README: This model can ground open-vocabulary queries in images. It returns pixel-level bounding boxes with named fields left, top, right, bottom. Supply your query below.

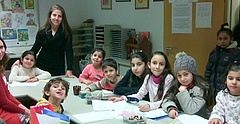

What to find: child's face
left=217, top=32, right=232, bottom=48
left=131, top=58, right=146, bottom=78
left=103, top=66, right=118, bottom=82
left=91, top=51, right=104, bottom=66
left=21, top=54, right=35, bottom=69
left=225, top=70, right=240, bottom=96
left=45, top=83, right=67, bottom=101
left=176, top=70, right=193, bottom=87
left=148, top=54, right=166, bottom=77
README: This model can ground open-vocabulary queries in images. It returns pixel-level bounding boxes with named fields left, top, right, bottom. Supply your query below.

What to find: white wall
left=87, top=0, right=164, bottom=52
left=38, top=0, right=88, bottom=27
left=8, top=0, right=88, bottom=55
left=10, top=0, right=164, bottom=55
left=229, top=0, right=240, bottom=29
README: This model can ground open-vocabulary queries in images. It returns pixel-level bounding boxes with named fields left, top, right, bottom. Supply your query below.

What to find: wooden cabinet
left=125, top=36, right=152, bottom=59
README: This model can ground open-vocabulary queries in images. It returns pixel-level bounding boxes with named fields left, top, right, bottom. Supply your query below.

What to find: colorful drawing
left=26, top=12, right=36, bottom=26
left=12, top=13, right=24, bottom=27
left=11, top=0, right=24, bottom=13
left=17, top=28, right=29, bottom=41
left=0, top=12, right=12, bottom=28
left=1, top=28, right=17, bottom=40
left=25, top=0, right=34, bottom=9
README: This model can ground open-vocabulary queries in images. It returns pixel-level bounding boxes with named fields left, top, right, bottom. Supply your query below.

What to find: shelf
left=72, top=22, right=94, bottom=58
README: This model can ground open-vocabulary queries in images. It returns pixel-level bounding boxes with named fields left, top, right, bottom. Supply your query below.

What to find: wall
left=38, top=0, right=88, bottom=27
left=87, top=0, right=164, bottom=52
left=8, top=0, right=88, bottom=55
left=229, top=0, right=240, bottom=29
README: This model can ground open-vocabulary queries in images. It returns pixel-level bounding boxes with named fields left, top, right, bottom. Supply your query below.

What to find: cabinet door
left=164, top=0, right=226, bottom=75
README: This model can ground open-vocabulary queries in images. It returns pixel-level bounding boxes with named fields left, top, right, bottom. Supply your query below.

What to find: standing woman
left=0, top=37, right=30, bottom=124
left=31, top=4, right=75, bottom=77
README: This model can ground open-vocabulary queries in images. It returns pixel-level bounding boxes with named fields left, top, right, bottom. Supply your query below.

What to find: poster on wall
left=0, top=0, right=38, bottom=47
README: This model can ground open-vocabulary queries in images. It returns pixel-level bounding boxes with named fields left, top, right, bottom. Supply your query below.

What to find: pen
left=148, top=111, right=182, bottom=121
left=148, top=114, right=169, bottom=121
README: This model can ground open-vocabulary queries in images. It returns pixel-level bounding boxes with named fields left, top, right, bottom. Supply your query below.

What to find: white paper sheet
left=177, top=114, right=208, bottom=124
left=36, top=113, right=60, bottom=124
left=10, top=81, right=39, bottom=87
left=73, top=111, right=115, bottom=123
left=92, top=100, right=134, bottom=111
left=102, top=89, right=113, bottom=94
left=143, top=109, right=168, bottom=118
left=196, top=2, right=212, bottom=28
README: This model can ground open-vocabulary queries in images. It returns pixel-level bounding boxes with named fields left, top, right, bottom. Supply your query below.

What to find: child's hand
left=179, top=85, right=187, bottom=92
left=82, top=79, right=92, bottom=85
left=65, top=70, right=76, bottom=78
left=139, top=104, right=150, bottom=112
left=26, top=77, right=38, bottom=82
left=11, top=60, right=20, bottom=69
left=85, top=88, right=91, bottom=91
left=24, top=109, right=30, bottom=116
left=208, top=118, right=222, bottom=124
left=109, top=97, right=123, bottom=102
left=168, top=109, right=178, bottom=119
left=29, top=75, right=35, bottom=79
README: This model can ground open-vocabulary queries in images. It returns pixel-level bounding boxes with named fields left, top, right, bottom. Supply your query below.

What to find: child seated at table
left=9, top=50, right=51, bottom=83
left=161, top=52, right=213, bottom=119
left=79, top=48, right=106, bottom=85
left=208, top=62, right=240, bottom=124
left=36, top=77, right=70, bottom=114
left=109, top=51, right=174, bottom=112
left=85, top=58, right=122, bottom=92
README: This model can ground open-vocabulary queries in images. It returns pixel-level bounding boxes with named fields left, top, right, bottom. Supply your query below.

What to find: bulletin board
left=0, top=0, right=39, bottom=47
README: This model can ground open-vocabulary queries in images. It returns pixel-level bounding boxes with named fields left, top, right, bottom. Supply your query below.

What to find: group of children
left=4, top=22, right=240, bottom=124
left=77, top=23, right=240, bottom=124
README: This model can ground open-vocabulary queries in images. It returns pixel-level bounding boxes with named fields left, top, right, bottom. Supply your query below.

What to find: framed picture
left=101, top=0, right=112, bottom=10
left=116, top=0, right=131, bottom=2
left=135, top=0, right=149, bottom=9
left=25, top=0, right=34, bottom=9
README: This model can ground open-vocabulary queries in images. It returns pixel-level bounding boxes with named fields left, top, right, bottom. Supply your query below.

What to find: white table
left=8, top=77, right=189, bottom=124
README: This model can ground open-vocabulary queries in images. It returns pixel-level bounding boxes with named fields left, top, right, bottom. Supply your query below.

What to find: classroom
left=1, top=0, right=240, bottom=124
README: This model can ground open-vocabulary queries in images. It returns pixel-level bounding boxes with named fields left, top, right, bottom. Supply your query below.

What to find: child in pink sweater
left=79, top=48, right=106, bottom=85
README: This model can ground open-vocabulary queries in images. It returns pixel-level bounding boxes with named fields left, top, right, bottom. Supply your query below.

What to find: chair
left=79, top=54, right=91, bottom=72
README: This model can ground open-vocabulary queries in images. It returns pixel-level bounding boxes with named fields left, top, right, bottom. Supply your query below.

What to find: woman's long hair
left=129, top=51, right=149, bottom=87
left=0, top=37, right=9, bottom=74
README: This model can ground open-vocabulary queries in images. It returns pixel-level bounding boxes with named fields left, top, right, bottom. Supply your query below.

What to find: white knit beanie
left=174, top=52, right=198, bottom=75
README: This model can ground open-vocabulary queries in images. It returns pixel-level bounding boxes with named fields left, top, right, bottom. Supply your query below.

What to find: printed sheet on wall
left=0, top=0, right=39, bottom=47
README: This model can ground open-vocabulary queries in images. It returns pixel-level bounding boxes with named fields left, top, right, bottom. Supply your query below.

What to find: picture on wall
left=1, top=28, right=17, bottom=40
left=25, top=0, right=34, bottom=9
left=135, top=0, right=149, bottom=9
left=101, top=0, right=112, bottom=10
